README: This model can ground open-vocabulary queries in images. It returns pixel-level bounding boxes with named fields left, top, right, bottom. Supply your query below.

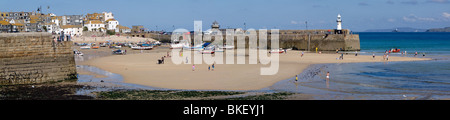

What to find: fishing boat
left=100, top=43, right=107, bottom=47
left=219, top=45, right=234, bottom=49
left=269, top=49, right=284, bottom=53
left=80, top=46, right=91, bottom=49
left=73, top=50, right=83, bottom=56
left=170, top=40, right=188, bottom=49
left=214, top=48, right=224, bottom=52
left=131, top=46, right=153, bottom=50
left=112, top=49, right=126, bottom=55
left=200, top=50, right=215, bottom=54
left=92, top=46, right=100, bottom=49
left=115, top=46, right=122, bottom=49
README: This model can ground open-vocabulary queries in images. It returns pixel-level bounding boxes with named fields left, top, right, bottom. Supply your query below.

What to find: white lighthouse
left=336, top=14, right=343, bottom=34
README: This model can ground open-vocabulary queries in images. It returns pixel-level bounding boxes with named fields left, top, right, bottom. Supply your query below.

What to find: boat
left=73, top=50, right=83, bottom=56
left=112, top=49, right=126, bottom=55
left=390, top=48, right=401, bottom=53
left=131, top=46, right=153, bottom=50
left=392, top=28, right=399, bottom=32
left=200, top=50, right=215, bottom=54
left=219, top=45, right=234, bottom=49
left=115, top=46, right=122, bottom=49
left=92, top=46, right=100, bottom=49
left=100, top=43, right=107, bottom=47
left=269, top=49, right=284, bottom=53
left=170, top=40, right=188, bottom=49
left=214, top=48, right=224, bottom=52
left=80, top=46, right=91, bottom=49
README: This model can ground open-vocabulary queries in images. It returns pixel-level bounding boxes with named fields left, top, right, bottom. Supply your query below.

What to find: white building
left=117, top=25, right=131, bottom=33
left=106, top=18, right=119, bottom=32
left=84, top=20, right=106, bottom=32
left=103, top=12, right=114, bottom=21
left=59, top=25, right=83, bottom=37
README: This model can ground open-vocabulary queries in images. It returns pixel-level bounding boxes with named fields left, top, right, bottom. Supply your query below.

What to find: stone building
left=132, top=25, right=144, bottom=33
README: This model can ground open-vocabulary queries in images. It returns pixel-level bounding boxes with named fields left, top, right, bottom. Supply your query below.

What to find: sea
left=266, top=32, right=450, bottom=100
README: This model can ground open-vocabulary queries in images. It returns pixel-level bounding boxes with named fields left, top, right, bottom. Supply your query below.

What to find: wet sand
left=79, top=47, right=430, bottom=91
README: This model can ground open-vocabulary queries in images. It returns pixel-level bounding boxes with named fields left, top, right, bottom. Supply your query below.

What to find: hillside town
left=0, top=10, right=131, bottom=36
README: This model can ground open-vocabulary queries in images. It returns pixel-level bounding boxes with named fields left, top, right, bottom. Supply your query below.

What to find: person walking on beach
left=301, top=51, right=304, bottom=57
left=208, top=65, right=211, bottom=71
left=372, top=53, right=375, bottom=59
left=284, top=49, right=287, bottom=54
left=386, top=54, right=389, bottom=61
left=415, top=52, right=418, bottom=57
left=161, top=57, right=165, bottom=64
left=212, top=64, right=215, bottom=71
left=192, top=64, right=195, bottom=71
left=326, top=72, right=330, bottom=79
left=295, top=75, right=298, bottom=82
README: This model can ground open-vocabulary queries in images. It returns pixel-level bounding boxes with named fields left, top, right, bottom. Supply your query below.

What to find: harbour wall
left=130, top=29, right=360, bottom=51
left=0, top=33, right=77, bottom=85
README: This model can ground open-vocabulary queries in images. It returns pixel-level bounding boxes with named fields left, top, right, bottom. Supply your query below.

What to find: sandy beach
left=78, top=47, right=431, bottom=91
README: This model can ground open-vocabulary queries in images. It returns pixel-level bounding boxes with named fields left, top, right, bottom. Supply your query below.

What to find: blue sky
left=1, top=0, right=449, bottom=31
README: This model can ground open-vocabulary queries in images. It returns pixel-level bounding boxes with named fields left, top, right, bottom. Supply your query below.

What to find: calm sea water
left=267, top=32, right=450, bottom=99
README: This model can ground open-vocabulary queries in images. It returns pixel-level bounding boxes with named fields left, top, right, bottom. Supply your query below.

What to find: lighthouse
left=336, top=14, right=342, bottom=34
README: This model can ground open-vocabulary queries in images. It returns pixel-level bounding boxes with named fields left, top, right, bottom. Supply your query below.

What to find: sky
left=1, top=0, right=449, bottom=31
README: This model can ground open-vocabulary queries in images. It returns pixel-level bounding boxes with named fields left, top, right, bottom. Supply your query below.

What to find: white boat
left=74, top=50, right=84, bottom=56
left=80, top=46, right=91, bottom=49
left=131, top=46, right=153, bottom=50
left=170, top=44, right=185, bottom=49
left=115, top=46, right=122, bottom=49
left=219, top=45, right=234, bottom=49
left=269, top=49, right=284, bottom=53
left=170, top=40, right=189, bottom=49
left=200, top=50, right=215, bottom=54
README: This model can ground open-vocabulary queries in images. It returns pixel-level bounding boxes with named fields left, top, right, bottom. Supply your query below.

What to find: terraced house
left=0, top=10, right=130, bottom=34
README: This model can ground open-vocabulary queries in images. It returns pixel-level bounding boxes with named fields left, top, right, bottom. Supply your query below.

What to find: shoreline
left=78, top=47, right=431, bottom=91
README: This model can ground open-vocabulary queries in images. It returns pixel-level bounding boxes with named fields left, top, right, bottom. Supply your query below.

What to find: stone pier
left=0, top=33, right=77, bottom=85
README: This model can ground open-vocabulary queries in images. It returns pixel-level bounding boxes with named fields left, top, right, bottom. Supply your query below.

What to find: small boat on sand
left=131, top=46, right=153, bottom=50
left=200, top=50, right=215, bottom=54
left=74, top=50, right=83, bottom=56
left=112, top=49, right=126, bottom=55
left=92, top=46, right=100, bottom=49
left=80, top=46, right=91, bottom=49
left=219, top=45, right=234, bottom=49
left=269, top=49, right=284, bottom=53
